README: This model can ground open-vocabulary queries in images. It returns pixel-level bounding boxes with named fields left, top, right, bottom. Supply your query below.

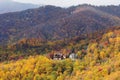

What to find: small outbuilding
left=69, top=53, right=77, bottom=60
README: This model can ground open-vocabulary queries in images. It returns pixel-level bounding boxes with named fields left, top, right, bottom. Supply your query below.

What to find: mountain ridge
left=0, top=5, right=120, bottom=45
left=0, top=0, right=40, bottom=14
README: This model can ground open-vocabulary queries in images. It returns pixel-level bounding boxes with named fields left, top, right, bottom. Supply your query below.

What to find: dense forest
left=0, top=27, right=120, bottom=80
left=1, top=5, right=120, bottom=45
left=0, top=4, right=120, bottom=80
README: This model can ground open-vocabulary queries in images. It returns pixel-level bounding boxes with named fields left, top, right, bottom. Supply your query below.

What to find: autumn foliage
left=0, top=29, right=120, bottom=80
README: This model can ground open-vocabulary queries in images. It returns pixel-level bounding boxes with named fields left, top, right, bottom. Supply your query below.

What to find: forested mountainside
left=0, top=4, right=120, bottom=80
left=0, top=27, right=120, bottom=80
left=97, top=5, right=120, bottom=17
left=1, top=5, right=120, bottom=45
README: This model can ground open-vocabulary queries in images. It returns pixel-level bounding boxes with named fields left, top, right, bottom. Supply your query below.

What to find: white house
left=69, top=53, right=77, bottom=60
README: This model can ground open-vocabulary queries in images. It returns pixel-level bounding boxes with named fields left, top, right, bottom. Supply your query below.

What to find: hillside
left=97, top=5, right=120, bottom=17
left=0, top=28, right=120, bottom=80
left=0, top=4, right=120, bottom=80
left=0, top=5, right=120, bottom=45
